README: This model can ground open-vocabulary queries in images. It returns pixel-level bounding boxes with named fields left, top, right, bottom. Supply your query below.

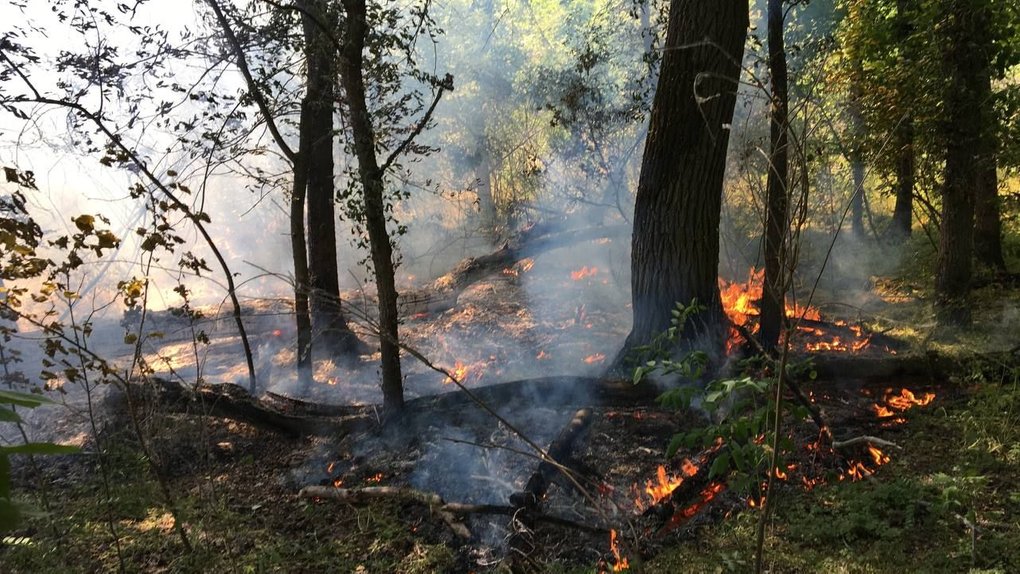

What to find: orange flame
left=873, top=388, right=935, bottom=417
left=634, top=461, right=699, bottom=511
left=718, top=268, right=882, bottom=354
left=571, top=266, right=599, bottom=281
left=868, top=445, right=890, bottom=466
left=664, top=482, right=726, bottom=531
left=445, top=361, right=469, bottom=384
left=609, top=529, right=629, bottom=571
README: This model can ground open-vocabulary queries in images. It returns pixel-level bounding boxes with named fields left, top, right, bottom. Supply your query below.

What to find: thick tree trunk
left=889, top=0, right=914, bottom=243
left=759, top=0, right=790, bottom=353
left=620, top=0, right=748, bottom=357
left=973, top=70, right=1006, bottom=272
left=935, top=1, right=988, bottom=326
left=339, top=0, right=404, bottom=414
left=299, top=0, right=362, bottom=355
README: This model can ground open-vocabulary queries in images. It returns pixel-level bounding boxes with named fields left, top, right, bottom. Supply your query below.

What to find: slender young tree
left=620, top=0, right=749, bottom=354
left=888, top=0, right=915, bottom=243
left=338, top=0, right=404, bottom=414
left=759, top=0, right=791, bottom=353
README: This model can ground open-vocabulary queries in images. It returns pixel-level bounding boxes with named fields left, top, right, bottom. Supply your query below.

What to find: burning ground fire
left=719, top=268, right=877, bottom=354
left=873, top=388, right=936, bottom=417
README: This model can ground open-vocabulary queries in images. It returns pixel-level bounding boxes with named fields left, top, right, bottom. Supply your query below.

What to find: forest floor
left=2, top=236, right=1020, bottom=572
left=0, top=366, right=1017, bottom=573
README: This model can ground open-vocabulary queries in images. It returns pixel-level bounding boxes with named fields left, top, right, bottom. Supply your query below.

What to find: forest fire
left=608, top=529, right=629, bottom=572
left=445, top=361, right=469, bottom=384
left=873, top=388, right=936, bottom=417
left=633, top=461, right=699, bottom=511
left=662, top=482, right=727, bottom=532
left=570, top=266, right=599, bottom=281
left=719, top=268, right=877, bottom=354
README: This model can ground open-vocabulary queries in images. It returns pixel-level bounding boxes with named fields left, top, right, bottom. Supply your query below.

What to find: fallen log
left=509, top=408, right=594, bottom=510
left=132, top=378, right=371, bottom=437
left=507, top=408, right=595, bottom=572
left=398, top=224, right=629, bottom=316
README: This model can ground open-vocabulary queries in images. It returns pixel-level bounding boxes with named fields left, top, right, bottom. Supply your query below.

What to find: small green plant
left=633, top=301, right=810, bottom=495
left=0, top=389, right=79, bottom=531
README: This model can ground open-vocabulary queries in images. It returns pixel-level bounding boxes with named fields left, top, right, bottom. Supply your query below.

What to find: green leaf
left=0, top=390, right=55, bottom=408
left=0, top=443, right=80, bottom=456
left=709, top=451, right=731, bottom=479
left=0, top=408, right=23, bottom=423
left=0, top=497, right=21, bottom=533
left=0, top=453, right=9, bottom=498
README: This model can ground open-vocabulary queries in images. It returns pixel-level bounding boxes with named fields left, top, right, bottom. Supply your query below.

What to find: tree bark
left=291, top=101, right=314, bottom=385
left=759, top=0, right=790, bottom=353
left=620, top=0, right=749, bottom=356
left=888, top=0, right=914, bottom=243
left=298, top=0, right=363, bottom=355
left=935, top=1, right=987, bottom=326
left=973, top=69, right=1006, bottom=272
left=339, top=0, right=405, bottom=414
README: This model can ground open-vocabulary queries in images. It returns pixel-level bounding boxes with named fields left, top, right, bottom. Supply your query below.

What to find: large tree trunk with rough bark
left=298, top=0, right=363, bottom=355
left=973, top=69, right=1006, bottom=272
left=339, top=0, right=404, bottom=414
left=935, top=1, right=988, bottom=326
left=759, top=0, right=790, bottom=353
left=619, top=0, right=748, bottom=357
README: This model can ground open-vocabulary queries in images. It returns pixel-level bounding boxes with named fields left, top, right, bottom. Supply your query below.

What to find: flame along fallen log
left=398, top=223, right=629, bottom=316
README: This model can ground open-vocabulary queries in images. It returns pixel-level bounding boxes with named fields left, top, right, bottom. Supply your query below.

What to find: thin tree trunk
left=299, top=0, right=362, bottom=354
left=760, top=0, right=790, bottom=352
left=888, top=0, right=914, bottom=243
left=291, top=103, right=314, bottom=385
left=620, top=0, right=748, bottom=357
left=339, top=0, right=404, bottom=414
left=848, top=77, right=867, bottom=239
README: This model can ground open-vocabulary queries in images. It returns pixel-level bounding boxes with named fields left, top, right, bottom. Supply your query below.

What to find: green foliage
left=633, top=301, right=810, bottom=495
left=0, top=390, right=79, bottom=533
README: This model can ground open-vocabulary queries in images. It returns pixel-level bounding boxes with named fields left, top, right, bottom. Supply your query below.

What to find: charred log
left=132, top=378, right=370, bottom=437
left=507, top=408, right=594, bottom=572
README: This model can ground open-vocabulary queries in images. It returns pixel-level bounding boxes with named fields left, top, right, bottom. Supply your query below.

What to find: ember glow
left=664, top=482, right=726, bottom=531
left=608, top=529, right=629, bottom=571
left=570, top=266, right=599, bottom=281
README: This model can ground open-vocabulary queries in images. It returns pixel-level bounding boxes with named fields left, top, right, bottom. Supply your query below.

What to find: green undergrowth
left=645, top=375, right=1020, bottom=574
left=0, top=431, right=457, bottom=574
